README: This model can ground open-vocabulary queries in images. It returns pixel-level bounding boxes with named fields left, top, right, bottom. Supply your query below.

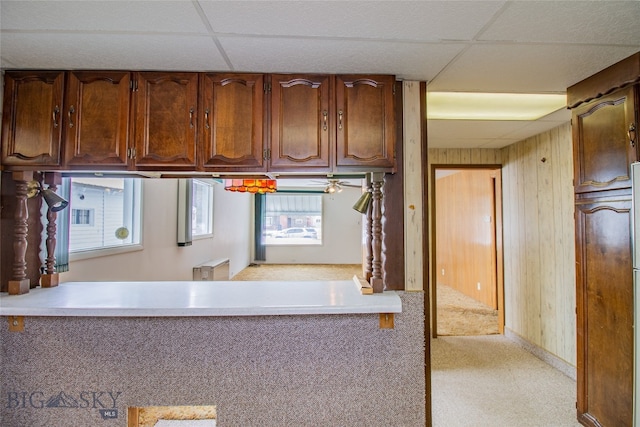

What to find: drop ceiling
left=1, top=1, right=639, bottom=149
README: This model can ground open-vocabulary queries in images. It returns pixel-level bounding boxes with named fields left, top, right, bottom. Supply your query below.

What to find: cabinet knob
left=630, top=123, right=637, bottom=148
left=338, top=110, right=343, bottom=131
left=189, top=107, right=195, bottom=129
left=323, top=110, right=328, bottom=131
left=205, top=108, right=210, bottom=130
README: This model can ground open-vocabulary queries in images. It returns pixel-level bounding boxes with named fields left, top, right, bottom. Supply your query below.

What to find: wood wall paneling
left=499, top=123, right=576, bottom=366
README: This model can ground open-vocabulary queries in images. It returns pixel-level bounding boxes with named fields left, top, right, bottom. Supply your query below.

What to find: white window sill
left=69, top=244, right=144, bottom=261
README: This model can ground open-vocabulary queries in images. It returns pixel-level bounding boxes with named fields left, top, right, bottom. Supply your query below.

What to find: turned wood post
left=41, top=173, right=62, bottom=288
left=363, top=177, right=373, bottom=281
left=8, top=171, right=33, bottom=295
left=370, top=172, right=384, bottom=293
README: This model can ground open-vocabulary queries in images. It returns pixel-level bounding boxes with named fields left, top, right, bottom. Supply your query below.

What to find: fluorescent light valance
left=427, top=92, right=567, bottom=121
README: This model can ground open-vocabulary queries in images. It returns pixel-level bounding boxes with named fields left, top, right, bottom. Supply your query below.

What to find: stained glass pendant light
left=224, top=179, right=277, bottom=194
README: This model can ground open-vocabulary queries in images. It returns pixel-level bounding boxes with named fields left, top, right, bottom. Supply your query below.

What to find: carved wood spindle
left=45, top=194, right=57, bottom=274
left=364, top=179, right=373, bottom=281
left=8, top=171, right=32, bottom=295
left=41, top=173, right=62, bottom=288
left=370, top=174, right=384, bottom=293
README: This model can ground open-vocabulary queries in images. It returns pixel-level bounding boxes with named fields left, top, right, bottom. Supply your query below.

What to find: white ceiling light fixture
left=427, top=92, right=567, bottom=121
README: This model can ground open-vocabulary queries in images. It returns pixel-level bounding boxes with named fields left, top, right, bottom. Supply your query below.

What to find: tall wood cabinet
left=569, top=52, right=640, bottom=427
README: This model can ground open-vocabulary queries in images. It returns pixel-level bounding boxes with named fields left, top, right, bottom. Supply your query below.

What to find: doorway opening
left=431, top=166, right=504, bottom=338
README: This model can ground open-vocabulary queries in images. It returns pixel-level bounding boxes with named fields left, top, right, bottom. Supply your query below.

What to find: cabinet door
left=1, top=71, right=64, bottom=167
left=335, top=75, right=395, bottom=171
left=575, top=193, right=633, bottom=427
left=133, top=72, right=198, bottom=170
left=64, top=71, right=131, bottom=168
left=270, top=74, right=331, bottom=171
left=573, top=86, right=638, bottom=193
left=200, top=73, right=266, bottom=171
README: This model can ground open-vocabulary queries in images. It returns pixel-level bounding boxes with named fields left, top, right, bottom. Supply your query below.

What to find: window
left=263, top=194, right=322, bottom=245
left=191, top=179, right=213, bottom=238
left=71, top=208, right=93, bottom=225
left=67, top=177, right=142, bottom=254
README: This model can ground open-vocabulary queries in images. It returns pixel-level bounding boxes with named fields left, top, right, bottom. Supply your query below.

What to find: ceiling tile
left=200, top=1, right=505, bottom=40
left=1, top=1, right=209, bottom=33
left=0, top=34, right=228, bottom=71
left=219, top=36, right=465, bottom=80
left=429, top=43, right=640, bottom=92
left=480, top=1, right=640, bottom=45
left=503, top=120, right=569, bottom=141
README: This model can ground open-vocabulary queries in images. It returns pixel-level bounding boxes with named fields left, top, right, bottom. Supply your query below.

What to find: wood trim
left=381, top=80, right=405, bottom=291
left=493, top=171, right=505, bottom=334
left=420, top=81, right=432, bottom=427
left=430, top=164, right=503, bottom=339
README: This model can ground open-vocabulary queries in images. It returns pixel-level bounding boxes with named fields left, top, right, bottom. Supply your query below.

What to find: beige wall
left=428, top=123, right=576, bottom=366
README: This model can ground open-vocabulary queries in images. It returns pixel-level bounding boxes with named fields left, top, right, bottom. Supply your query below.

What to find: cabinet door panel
left=64, top=71, right=130, bottom=168
left=573, top=86, right=637, bottom=193
left=575, top=195, right=633, bottom=427
left=270, top=75, right=331, bottom=171
left=2, top=71, right=64, bottom=167
left=336, top=75, right=395, bottom=170
left=133, top=72, right=198, bottom=169
left=201, top=73, right=265, bottom=171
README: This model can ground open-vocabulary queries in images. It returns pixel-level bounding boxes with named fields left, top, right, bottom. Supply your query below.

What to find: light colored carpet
left=436, top=283, right=499, bottom=336
left=432, top=335, right=580, bottom=427
left=231, top=264, right=362, bottom=281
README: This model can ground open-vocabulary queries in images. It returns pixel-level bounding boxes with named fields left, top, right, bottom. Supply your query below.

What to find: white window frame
left=67, top=177, right=143, bottom=261
left=191, top=179, right=214, bottom=240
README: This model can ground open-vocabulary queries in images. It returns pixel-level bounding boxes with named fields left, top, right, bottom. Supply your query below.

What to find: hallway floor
left=431, top=335, right=580, bottom=427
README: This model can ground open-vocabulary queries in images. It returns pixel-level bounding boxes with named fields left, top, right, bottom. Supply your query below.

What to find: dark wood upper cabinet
left=270, top=74, right=332, bottom=172
left=64, top=71, right=131, bottom=168
left=200, top=73, right=266, bottom=171
left=336, top=75, right=396, bottom=171
left=132, top=72, right=198, bottom=170
left=572, top=85, right=638, bottom=194
left=1, top=70, right=396, bottom=174
left=1, top=71, right=65, bottom=168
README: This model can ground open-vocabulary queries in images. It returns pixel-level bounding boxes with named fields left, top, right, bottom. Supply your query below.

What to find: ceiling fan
left=314, top=178, right=362, bottom=194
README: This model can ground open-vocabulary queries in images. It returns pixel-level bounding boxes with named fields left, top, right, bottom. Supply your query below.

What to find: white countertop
left=0, top=280, right=402, bottom=317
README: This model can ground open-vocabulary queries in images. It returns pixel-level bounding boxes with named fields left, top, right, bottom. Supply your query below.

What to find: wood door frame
left=429, top=164, right=504, bottom=338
